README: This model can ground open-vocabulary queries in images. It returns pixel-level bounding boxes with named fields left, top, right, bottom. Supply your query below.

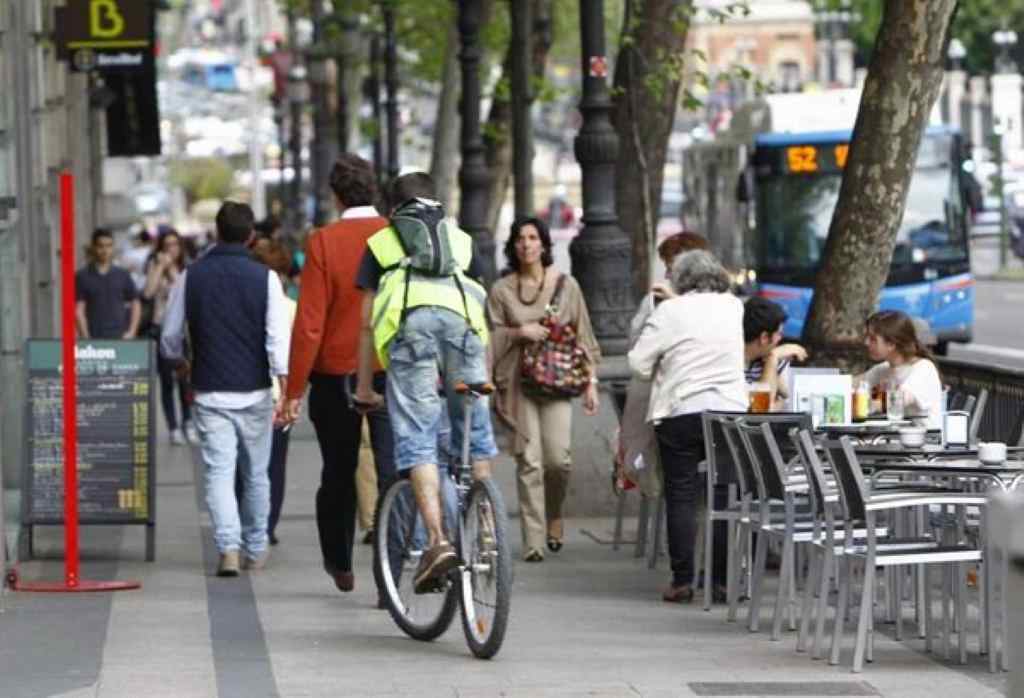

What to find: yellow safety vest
left=367, top=224, right=489, bottom=367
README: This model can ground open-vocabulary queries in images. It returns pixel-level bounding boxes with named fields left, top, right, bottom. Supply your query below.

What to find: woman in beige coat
left=487, top=217, right=600, bottom=562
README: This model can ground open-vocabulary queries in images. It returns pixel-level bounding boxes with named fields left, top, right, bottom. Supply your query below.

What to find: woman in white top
left=861, top=310, right=943, bottom=429
left=629, top=250, right=747, bottom=603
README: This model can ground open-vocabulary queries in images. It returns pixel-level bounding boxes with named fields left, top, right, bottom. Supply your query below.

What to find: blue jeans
left=193, top=396, right=274, bottom=556
left=386, top=307, right=498, bottom=472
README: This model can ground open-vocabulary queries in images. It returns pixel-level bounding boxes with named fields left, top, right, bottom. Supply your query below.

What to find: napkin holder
left=943, top=410, right=969, bottom=448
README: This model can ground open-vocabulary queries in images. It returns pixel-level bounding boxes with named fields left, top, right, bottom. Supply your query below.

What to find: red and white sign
left=588, top=55, right=608, bottom=78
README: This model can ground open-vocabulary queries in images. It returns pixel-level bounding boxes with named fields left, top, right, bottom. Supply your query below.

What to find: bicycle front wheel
left=373, top=478, right=458, bottom=641
left=458, top=477, right=512, bottom=659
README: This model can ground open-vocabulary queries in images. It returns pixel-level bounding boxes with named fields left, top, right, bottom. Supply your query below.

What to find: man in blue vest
left=161, top=201, right=291, bottom=577
left=355, top=173, right=496, bottom=593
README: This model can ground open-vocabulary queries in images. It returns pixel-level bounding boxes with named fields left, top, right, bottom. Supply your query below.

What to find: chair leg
left=895, top=562, right=904, bottom=642
left=703, top=513, right=714, bottom=611
left=797, top=544, right=821, bottom=653
left=829, top=556, right=850, bottom=666
left=788, top=545, right=799, bottom=632
left=772, top=534, right=795, bottom=641
left=942, top=563, right=952, bottom=661
left=812, top=546, right=834, bottom=660
left=986, top=522, right=998, bottom=673
left=924, top=564, right=934, bottom=655
left=634, top=495, right=649, bottom=559
left=749, top=527, right=769, bottom=633
left=853, top=558, right=876, bottom=673
left=648, top=495, right=665, bottom=570
left=958, top=561, right=968, bottom=665
left=612, top=490, right=626, bottom=551
left=727, top=520, right=740, bottom=622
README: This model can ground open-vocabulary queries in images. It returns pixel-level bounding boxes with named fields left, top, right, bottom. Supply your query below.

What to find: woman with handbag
left=487, top=217, right=601, bottom=562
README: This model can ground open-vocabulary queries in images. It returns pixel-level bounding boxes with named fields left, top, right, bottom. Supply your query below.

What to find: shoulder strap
left=549, top=273, right=568, bottom=311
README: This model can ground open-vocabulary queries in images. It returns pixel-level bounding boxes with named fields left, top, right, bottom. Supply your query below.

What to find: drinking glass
left=748, top=382, right=771, bottom=413
left=888, top=389, right=905, bottom=421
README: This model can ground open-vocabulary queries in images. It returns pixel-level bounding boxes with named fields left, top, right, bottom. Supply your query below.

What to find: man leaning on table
left=743, top=296, right=806, bottom=409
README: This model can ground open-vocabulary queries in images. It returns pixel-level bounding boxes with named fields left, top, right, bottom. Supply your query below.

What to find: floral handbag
left=520, top=275, right=591, bottom=399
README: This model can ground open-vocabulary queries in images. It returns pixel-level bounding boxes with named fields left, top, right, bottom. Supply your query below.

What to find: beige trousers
left=355, top=420, right=378, bottom=531
left=515, top=395, right=573, bottom=555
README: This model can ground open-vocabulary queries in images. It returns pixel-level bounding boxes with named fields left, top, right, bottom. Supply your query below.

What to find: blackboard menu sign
left=22, top=340, right=155, bottom=533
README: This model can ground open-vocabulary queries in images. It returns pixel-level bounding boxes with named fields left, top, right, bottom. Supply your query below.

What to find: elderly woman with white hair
left=628, top=249, right=747, bottom=603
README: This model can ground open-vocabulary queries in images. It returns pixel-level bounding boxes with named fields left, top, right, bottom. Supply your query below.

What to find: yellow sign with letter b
left=89, top=0, right=126, bottom=39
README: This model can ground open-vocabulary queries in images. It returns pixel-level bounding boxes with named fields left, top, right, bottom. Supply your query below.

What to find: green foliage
left=169, top=158, right=234, bottom=204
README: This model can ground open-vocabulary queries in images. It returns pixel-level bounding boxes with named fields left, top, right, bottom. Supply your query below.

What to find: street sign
left=57, top=0, right=154, bottom=73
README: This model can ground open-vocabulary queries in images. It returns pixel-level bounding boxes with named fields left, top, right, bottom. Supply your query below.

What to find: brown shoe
left=332, top=570, right=355, bottom=592
left=414, top=541, right=459, bottom=594
left=662, top=584, right=694, bottom=603
left=217, top=550, right=240, bottom=577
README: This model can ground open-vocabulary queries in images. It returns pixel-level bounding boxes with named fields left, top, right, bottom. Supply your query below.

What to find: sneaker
left=217, top=550, right=240, bottom=577
left=170, top=428, right=186, bottom=445
left=413, top=541, right=459, bottom=594
left=242, top=549, right=270, bottom=571
left=182, top=421, right=199, bottom=444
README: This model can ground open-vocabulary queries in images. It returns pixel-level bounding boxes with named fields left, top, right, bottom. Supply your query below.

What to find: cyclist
left=354, top=172, right=497, bottom=594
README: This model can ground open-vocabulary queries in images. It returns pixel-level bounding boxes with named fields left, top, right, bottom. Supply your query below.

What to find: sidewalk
left=0, top=418, right=1010, bottom=698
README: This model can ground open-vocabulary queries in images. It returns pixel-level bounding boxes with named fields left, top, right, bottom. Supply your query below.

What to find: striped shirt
left=745, top=357, right=790, bottom=385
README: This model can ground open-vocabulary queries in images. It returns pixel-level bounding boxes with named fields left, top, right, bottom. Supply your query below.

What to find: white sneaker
left=170, top=428, right=186, bottom=445
left=183, top=421, right=199, bottom=444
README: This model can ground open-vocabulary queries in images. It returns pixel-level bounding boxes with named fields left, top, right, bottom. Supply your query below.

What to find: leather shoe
left=332, top=570, right=354, bottom=592
left=662, top=584, right=694, bottom=603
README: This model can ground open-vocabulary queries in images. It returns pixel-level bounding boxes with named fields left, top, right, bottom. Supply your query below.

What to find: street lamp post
left=570, top=0, right=632, bottom=356
left=286, top=63, right=308, bottom=235
left=994, top=27, right=1019, bottom=75
left=457, top=0, right=495, bottom=282
left=367, top=33, right=385, bottom=189
left=813, top=0, right=854, bottom=86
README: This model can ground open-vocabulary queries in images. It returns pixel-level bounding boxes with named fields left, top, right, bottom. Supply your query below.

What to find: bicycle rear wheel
left=373, top=478, right=458, bottom=641
left=458, top=477, right=512, bottom=659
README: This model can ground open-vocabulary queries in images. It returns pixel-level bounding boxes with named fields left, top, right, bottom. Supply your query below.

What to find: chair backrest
left=821, top=436, right=869, bottom=521
left=738, top=422, right=789, bottom=501
left=969, top=388, right=989, bottom=444
left=962, top=394, right=977, bottom=419
left=720, top=419, right=761, bottom=500
left=701, top=411, right=747, bottom=490
left=790, top=428, right=831, bottom=519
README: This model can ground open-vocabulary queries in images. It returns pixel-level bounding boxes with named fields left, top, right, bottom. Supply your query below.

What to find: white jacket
left=628, top=292, right=747, bottom=423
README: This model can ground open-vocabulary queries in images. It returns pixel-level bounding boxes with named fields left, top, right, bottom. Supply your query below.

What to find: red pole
left=60, top=171, right=79, bottom=589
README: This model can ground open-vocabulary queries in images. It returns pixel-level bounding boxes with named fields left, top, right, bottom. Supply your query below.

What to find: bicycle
left=372, top=381, right=512, bottom=659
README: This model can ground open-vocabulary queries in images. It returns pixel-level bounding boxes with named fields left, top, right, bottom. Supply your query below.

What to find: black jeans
left=655, top=412, right=728, bottom=588
left=309, top=372, right=395, bottom=574
left=157, top=353, right=192, bottom=431
left=234, top=425, right=290, bottom=537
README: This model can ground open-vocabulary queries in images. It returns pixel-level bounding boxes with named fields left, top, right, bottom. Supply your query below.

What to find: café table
left=855, top=444, right=1024, bottom=463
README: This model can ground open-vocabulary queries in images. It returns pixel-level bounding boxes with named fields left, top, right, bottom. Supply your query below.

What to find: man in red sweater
left=282, top=154, right=393, bottom=594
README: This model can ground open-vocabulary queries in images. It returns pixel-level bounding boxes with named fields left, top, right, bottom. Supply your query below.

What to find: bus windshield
left=755, top=135, right=967, bottom=274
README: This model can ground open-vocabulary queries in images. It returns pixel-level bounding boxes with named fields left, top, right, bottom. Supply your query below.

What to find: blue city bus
left=747, top=126, right=974, bottom=353
left=182, top=61, right=239, bottom=92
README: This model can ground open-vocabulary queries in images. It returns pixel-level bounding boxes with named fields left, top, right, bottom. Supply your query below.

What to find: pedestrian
left=279, top=154, right=396, bottom=594
left=160, top=201, right=290, bottom=577
left=487, top=217, right=601, bottom=562
left=628, top=250, right=747, bottom=603
left=142, top=228, right=197, bottom=445
left=75, top=228, right=142, bottom=339
left=238, top=238, right=296, bottom=547
left=354, top=171, right=496, bottom=593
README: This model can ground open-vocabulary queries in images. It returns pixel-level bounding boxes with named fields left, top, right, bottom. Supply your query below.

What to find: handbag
left=519, top=274, right=591, bottom=399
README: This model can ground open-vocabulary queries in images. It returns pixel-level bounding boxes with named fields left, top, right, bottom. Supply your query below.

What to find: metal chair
left=822, top=436, right=986, bottom=672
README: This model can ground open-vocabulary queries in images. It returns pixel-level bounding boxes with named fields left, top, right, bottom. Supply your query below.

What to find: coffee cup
left=978, top=441, right=1008, bottom=465
left=898, top=426, right=927, bottom=448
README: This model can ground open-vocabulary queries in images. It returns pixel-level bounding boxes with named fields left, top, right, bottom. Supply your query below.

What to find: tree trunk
left=430, top=16, right=461, bottom=212
left=801, top=0, right=958, bottom=366
left=611, top=0, right=692, bottom=301
left=483, top=0, right=553, bottom=237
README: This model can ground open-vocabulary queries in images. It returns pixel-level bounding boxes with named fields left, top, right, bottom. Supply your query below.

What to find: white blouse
left=863, top=358, right=943, bottom=428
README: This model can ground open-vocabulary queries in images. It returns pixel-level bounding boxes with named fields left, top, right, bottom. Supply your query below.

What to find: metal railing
left=939, top=357, right=1024, bottom=445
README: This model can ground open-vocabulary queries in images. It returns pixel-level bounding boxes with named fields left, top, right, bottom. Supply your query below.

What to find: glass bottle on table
left=852, top=381, right=870, bottom=422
